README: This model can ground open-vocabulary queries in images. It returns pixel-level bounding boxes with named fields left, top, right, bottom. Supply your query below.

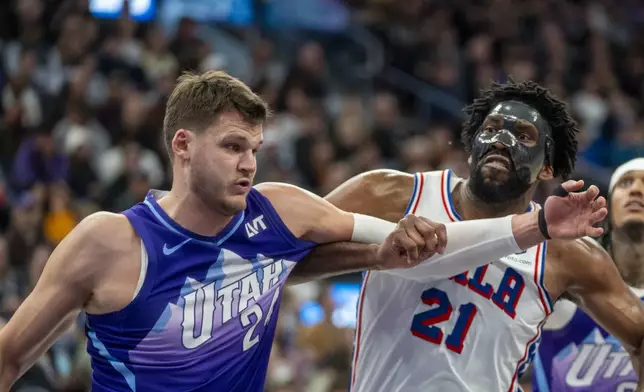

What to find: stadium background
left=0, top=0, right=643, bottom=390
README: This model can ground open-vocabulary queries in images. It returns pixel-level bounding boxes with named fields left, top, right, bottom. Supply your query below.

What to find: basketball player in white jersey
left=314, top=80, right=644, bottom=392
left=528, top=158, right=644, bottom=392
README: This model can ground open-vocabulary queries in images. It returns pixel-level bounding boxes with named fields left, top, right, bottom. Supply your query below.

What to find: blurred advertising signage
left=159, top=0, right=254, bottom=25
left=90, top=0, right=156, bottom=21
left=265, top=0, right=349, bottom=31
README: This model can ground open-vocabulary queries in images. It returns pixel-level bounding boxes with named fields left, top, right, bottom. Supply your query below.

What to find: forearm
left=385, top=213, right=545, bottom=280
left=290, top=212, right=545, bottom=284
left=0, top=310, right=78, bottom=387
left=289, top=242, right=379, bottom=285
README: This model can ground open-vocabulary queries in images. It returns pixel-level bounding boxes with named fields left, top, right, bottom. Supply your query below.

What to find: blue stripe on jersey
left=445, top=170, right=463, bottom=221
left=532, top=351, right=550, bottom=392
left=403, top=173, right=419, bottom=215
left=87, top=329, right=136, bottom=391
left=143, top=195, right=245, bottom=247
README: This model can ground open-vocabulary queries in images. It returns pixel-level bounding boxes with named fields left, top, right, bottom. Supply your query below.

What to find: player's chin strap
left=538, top=184, right=570, bottom=240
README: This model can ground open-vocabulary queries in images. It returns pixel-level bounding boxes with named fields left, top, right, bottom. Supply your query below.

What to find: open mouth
left=625, top=200, right=644, bottom=210
left=482, top=154, right=511, bottom=170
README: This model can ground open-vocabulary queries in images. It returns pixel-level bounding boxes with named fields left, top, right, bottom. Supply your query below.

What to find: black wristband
left=538, top=208, right=551, bottom=239
left=539, top=184, right=570, bottom=240
left=551, top=184, right=569, bottom=198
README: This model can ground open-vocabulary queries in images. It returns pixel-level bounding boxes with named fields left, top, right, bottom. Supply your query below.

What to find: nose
left=238, top=150, right=256, bottom=175
left=630, top=178, right=644, bottom=197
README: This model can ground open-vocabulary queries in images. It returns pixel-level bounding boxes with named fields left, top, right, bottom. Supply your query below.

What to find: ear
left=537, top=165, right=554, bottom=181
left=467, top=155, right=472, bottom=165
left=172, top=129, right=194, bottom=161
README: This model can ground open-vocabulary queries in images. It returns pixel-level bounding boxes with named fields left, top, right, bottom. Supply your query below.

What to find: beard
left=614, top=220, right=644, bottom=244
left=468, top=160, right=532, bottom=204
left=189, top=158, right=247, bottom=217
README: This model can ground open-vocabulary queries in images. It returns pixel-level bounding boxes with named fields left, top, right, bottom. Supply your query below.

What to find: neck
left=158, top=180, right=234, bottom=237
left=611, top=230, right=644, bottom=288
left=454, top=180, right=533, bottom=220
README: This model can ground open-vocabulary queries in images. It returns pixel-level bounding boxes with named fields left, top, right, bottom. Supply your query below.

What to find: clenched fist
left=375, top=215, right=448, bottom=269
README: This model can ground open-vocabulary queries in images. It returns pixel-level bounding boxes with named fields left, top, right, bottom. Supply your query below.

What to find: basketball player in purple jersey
left=532, top=158, right=644, bottom=392
left=0, top=72, right=606, bottom=392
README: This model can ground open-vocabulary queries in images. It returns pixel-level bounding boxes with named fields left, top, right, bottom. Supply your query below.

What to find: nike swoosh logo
left=163, top=239, right=191, bottom=256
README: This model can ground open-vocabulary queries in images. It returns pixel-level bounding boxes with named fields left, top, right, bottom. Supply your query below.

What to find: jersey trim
left=440, top=170, right=538, bottom=222
left=508, top=242, right=551, bottom=391
left=440, top=170, right=461, bottom=221
left=508, top=318, right=547, bottom=392
left=350, top=271, right=371, bottom=389
left=535, top=242, right=553, bottom=314
left=404, top=172, right=424, bottom=215
left=143, top=192, right=245, bottom=247
left=87, top=329, right=136, bottom=391
left=531, top=350, right=551, bottom=392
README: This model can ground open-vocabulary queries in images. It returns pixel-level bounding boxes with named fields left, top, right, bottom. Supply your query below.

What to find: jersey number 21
left=410, top=287, right=477, bottom=354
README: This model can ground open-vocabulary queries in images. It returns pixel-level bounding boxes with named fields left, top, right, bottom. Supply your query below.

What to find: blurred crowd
left=1, top=0, right=644, bottom=390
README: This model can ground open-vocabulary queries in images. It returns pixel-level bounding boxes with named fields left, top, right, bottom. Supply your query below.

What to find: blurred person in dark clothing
left=6, top=192, right=43, bottom=271
left=277, top=42, right=328, bottom=108
left=113, top=171, right=150, bottom=212
left=11, top=127, right=68, bottom=193
left=0, top=236, right=22, bottom=315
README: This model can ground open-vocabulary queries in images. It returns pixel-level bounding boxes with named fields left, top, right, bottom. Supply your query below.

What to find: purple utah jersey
left=85, top=189, right=315, bottom=392
left=533, top=290, right=644, bottom=392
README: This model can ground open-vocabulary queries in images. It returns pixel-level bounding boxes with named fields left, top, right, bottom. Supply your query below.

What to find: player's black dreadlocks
left=461, top=78, right=580, bottom=180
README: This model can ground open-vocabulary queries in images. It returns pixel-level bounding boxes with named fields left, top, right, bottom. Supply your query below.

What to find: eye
left=619, top=178, right=633, bottom=188
left=226, top=143, right=241, bottom=153
left=518, top=133, right=531, bottom=142
left=484, top=126, right=495, bottom=133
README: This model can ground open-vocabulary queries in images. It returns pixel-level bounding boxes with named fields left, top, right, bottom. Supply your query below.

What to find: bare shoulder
left=50, top=211, right=141, bottom=312
left=324, top=169, right=415, bottom=222
left=253, top=182, right=321, bottom=220
left=69, top=211, right=138, bottom=257
left=254, top=182, right=353, bottom=242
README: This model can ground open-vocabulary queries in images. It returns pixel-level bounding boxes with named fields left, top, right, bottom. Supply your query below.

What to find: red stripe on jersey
left=440, top=171, right=456, bottom=222
left=411, top=173, right=425, bottom=214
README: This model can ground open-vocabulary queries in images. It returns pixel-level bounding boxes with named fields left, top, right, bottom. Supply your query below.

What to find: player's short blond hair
left=163, top=70, right=270, bottom=159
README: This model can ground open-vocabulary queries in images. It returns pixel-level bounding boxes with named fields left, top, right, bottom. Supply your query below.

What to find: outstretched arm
left=0, top=213, right=129, bottom=388
left=559, top=238, right=644, bottom=388
left=287, top=171, right=524, bottom=282
left=291, top=171, right=606, bottom=283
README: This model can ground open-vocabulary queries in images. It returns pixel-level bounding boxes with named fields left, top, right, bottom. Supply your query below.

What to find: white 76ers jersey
left=350, top=170, right=554, bottom=392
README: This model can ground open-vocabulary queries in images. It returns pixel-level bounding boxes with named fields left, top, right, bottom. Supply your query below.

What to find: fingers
left=395, top=215, right=444, bottom=263
left=590, top=207, right=608, bottom=223
left=591, top=196, right=606, bottom=211
left=561, top=179, right=584, bottom=193
left=418, top=217, right=447, bottom=254
left=584, top=185, right=600, bottom=202
left=391, top=229, right=420, bottom=261
left=586, top=226, right=604, bottom=237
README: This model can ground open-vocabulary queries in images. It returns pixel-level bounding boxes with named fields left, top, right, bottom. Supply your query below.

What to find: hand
left=375, top=215, right=448, bottom=269
left=543, top=180, right=607, bottom=239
